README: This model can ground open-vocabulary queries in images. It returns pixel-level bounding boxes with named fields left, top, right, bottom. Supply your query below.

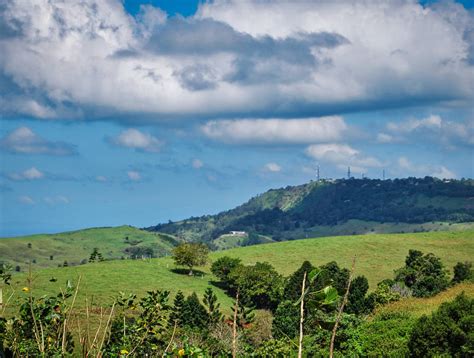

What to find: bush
left=344, top=312, right=415, bottom=357
left=272, top=300, right=300, bottom=338
left=394, top=250, right=449, bottom=297
left=408, top=293, right=473, bottom=357
left=452, top=262, right=473, bottom=284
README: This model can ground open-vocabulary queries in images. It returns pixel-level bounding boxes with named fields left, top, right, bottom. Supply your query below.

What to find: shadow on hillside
left=209, top=280, right=227, bottom=290
left=170, top=268, right=206, bottom=277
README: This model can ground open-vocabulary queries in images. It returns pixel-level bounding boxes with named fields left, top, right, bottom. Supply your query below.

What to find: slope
left=147, top=177, right=474, bottom=246
left=5, top=231, right=473, bottom=312
left=0, top=225, right=178, bottom=269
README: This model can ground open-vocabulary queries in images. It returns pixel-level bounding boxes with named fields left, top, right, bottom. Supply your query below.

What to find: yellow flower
left=22, top=287, right=29, bottom=292
left=120, top=349, right=129, bottom=355
left=178, top=348, right=185, bottom=356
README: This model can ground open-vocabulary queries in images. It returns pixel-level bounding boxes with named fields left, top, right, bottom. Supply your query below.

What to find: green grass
left=4, top=230, right=473, bottom=314
left=0, top=226, right=178, bottom=268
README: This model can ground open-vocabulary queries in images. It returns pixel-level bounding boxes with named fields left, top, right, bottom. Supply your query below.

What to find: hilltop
left=0, top=225, right=178, bottom=269
left=147, top=177, right=474, bottom=248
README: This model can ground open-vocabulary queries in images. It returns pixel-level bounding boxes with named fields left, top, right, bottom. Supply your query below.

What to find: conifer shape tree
left=170, top=290, right=185, bottom=327
left=203, top=287, right=222, bottom=326
left=182, top=292, right=208, bottom=329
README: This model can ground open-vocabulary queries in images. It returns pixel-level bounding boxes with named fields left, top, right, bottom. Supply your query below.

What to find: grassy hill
left=147, top=177, right=474, bottom=248
left=5, top=231, right=473, bottom=312
left=0, top=226, right=178, bottom=269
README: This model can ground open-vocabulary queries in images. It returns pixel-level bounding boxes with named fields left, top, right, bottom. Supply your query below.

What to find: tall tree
left=203, top=287, right=222, bottom=326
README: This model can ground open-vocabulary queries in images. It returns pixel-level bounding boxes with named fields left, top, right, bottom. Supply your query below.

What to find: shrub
left=272, top=300, right=300, bottom=338
left=452, top=262, right=473, bottom=284
left=408, top=293, right=473, bottom=357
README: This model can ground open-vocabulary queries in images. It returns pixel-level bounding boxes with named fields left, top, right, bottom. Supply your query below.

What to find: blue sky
left=0, top=0, right=473, bottom=236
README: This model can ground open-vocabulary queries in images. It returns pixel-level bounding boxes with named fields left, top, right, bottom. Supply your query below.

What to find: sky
left=0, top=0, right=473, bottom=236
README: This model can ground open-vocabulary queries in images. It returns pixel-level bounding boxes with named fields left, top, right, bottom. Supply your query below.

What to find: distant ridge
left=146, top=177, right=474, bottom=248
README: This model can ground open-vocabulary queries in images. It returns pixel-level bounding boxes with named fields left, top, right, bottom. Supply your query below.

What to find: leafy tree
left=346, top=276, right=370, bottom=314
left=394, top=250, right=449, bottom=297
left=228, top=262, right=283, bottom=310
left=283, top=261, right=315, bottom=301
left=172, top=243, right=209, bottom=275
left=314, top=261, right=350, bottom=295
left=210, top=256, right=242, bottom=284
left=452, top=261, right=473, bottom=284
left=272, top=300, right=300, bottom=338
left=182, top=292, right=209, bottom=329
left=408, top=293, right=473, bottom=357
left=203, top=288, right=222, bottom=326
left=105, top=290, right=171, bottom=356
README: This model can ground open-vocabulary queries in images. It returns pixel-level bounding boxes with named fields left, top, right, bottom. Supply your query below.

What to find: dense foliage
left=395, top=249, right=449, bottom=297
left=1, top=251, right=472, bottom=357
left=148, top=177, right=474, bottom=244
left=408, top=293, right=473, bottom=357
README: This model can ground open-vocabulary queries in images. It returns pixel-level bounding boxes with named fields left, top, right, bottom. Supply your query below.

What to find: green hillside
left=147, top=177, right=474, bottom=247
left=6, top=231, right=473, bottom=311
left=0, top=226, right=178, bottom=269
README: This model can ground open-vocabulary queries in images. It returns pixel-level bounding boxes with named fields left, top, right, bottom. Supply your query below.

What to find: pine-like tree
left=182, top=292, right=208, bottom=329
left=203, top=287, right=222, bottom=326
left=169, top=290, right=185, bottom=327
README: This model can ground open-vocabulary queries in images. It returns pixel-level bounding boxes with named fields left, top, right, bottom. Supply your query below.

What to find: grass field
left=4, top=230, right=473, bottom=314
left=0, top=226, right=178, bottom=268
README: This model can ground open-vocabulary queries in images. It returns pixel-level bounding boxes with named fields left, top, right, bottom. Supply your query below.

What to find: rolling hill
left=147, top=177, right=474, bottom=248
left=0, top=225, right=178, bottom=269
left=5, top=231, right=473, bottom=311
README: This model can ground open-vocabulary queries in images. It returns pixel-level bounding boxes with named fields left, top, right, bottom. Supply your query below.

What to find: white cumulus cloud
left=18, top=195, right=35, bottom=205
left=306, top=143, right=384, bottom=174
left=263, top=163, right=282, bottom=172
left=7, top=167, right=45, bottom=181
left=0, top=126, right=77, bottom=155
left=127, top=171, right=141, bottom=181
left=0, top=0, right=471, bottom=121
left=201, top=116, right=348, bottom=144
left=192, top=159, right=204, bottom=169
left=397, top=156, right=456, bottom=179
left=111, top=129, right=163, bottom=153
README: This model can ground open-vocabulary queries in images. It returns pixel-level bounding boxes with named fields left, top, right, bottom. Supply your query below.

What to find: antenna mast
left=316, top=165, right=320, bottom=181
left=347, top=166, right=351, bottom=179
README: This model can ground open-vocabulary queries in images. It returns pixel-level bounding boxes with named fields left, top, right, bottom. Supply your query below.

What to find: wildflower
left=22, top=287, right=29, bottom=292
left=120, top=349, right=129, bottom=355
left=178, top=348, right=185, bottom=356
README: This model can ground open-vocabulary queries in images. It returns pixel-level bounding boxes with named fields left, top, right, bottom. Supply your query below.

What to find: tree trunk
left=298, top=271, right=307, bottom=358
left=329, top=256, right=356, bottom=358
left=232, top=289, right=239, bottom=358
